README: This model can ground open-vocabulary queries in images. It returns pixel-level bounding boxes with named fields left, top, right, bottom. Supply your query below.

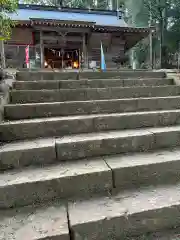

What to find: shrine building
left=6, top=4, right=149, bottom=69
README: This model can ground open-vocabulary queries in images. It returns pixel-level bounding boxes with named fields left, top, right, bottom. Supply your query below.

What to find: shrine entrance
left=44, top=48, right=80, bottom=69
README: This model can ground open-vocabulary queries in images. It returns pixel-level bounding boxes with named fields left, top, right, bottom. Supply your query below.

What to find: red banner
left=25, top=45, right=29, bottom=64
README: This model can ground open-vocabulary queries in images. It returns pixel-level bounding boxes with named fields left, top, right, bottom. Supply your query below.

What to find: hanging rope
left=47, top=48, right=79, bottom=57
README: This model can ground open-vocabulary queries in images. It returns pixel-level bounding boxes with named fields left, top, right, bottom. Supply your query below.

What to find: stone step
left=1, top=147, right=180, bottom=209
left=10, top=85, right=180, bottom=103
left=0, top=138, right=56, bottom=170
left=79, top=71, right=167, bottom=80
left=68, top=182, right=180, bottom=239
left=0, top=202, right=69, bottom=239
left=0, top=159, right=112, bottom=208
left=13, top=78, right=173, bottom=90
left=1, top=181, right=180, bottom=239
left=105, top=147, right=180, bottom=190
left=2, top=126, right=180, bottom=170
left=5, top=96, right=180, bottom=120
left=16, top=70, right=166, bottom=81
left=2, top=110, right=180, bottom=141
left=55, top=126, right=180, bottom=161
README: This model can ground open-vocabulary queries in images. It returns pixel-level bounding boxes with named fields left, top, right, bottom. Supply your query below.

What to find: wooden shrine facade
left=5, top=5, right=150, bottom=69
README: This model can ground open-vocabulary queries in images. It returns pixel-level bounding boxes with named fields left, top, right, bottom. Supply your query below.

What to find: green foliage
left=124, top=0, right=180, bottom=68
left=124, top=0, right=149, bottom=27
left=0, top=0, right=18, bottom=40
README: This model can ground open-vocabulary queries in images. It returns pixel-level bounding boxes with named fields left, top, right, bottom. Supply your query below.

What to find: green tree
left=0, top=0, right=18, bottom=40
left=124, top=0, right=180, bottom=68
left=0, top=0, right=18, bottom=68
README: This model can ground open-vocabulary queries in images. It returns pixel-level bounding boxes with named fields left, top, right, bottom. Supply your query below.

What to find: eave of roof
left=29, top=18, right=95, bottom=29
left=93, top=25, right=149, bottom=33
left=16, top=20, right=149, bottom=35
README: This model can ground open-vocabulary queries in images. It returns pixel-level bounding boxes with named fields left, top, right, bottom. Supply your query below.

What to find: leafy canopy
left=0, top=0, right=18, bottom=40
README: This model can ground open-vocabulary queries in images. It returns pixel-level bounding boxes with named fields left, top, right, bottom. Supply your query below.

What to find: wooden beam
left=40, top=31, right=44, bottom=68
left=33, top=26, right=91, bottom=33
left=42, top=35, right=83, bottom=42
left=43, top=42, right=81, bottom=48
left=82, top=33, right=88, bottom=68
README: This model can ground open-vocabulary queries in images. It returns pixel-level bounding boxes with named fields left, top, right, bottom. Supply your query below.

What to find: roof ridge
left=18, top=3, right=122, bottom=17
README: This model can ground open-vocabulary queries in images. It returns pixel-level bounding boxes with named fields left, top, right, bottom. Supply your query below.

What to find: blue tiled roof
left=9, top=5, right=128, bottom=27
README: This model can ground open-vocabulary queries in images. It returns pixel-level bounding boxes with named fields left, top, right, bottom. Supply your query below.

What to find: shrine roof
left=9, top=4, right=128, bottom=28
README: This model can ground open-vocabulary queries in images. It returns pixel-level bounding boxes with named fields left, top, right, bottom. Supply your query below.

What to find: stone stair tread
left=0, top=138, right=56, bottom=170
left=2, top=146, right=180, bottom=217
left=7, top=95, right=180, bottom=107
left=55, top=126, right=180, bottom=161
left=58, top=128, right=152, bottom=143
left=105, top=147, right=180, bottom=169
left=11, top=85, right=173, bottom=92
left=0, top=138, right=55, bottom=152
left=2, top=110, right=170, bottom=142
left=68, top=182, right=180, bottom=239
left=2, top=109, right=180, bottom=125
left=10, top=85, right=180, bottom=104
left=16, top=70, right=166, bottom=82
left=1, top=114, right=97, bottom=124
left=2, top=125, right=180, bottom=170
left=104, top=147, right=180, bottom=190
left=57, top=125, right=180, bottom=143
left=0, top=127, right=149, bottom=153
left=5, top=96, right=180, bottom=120
left=1, top=146, right=180, bottom=188
left=1, top=125, right=180, bottom=148
left=0, top=158, right=109, bottom=188
left=1, top=182, right=180, bottom=240
left=15, top=78, right=171, bottom=82
left=0, top=129, right=128, bottom=151
left=0, top=158, right=112, bottom=208
left=13, top=78, right=172, bottom=88
left=0, top=201, right=69, bottom=240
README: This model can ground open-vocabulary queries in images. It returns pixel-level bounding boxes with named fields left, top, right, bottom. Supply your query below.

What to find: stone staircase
left=1, top=70, right=180, bottom=239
